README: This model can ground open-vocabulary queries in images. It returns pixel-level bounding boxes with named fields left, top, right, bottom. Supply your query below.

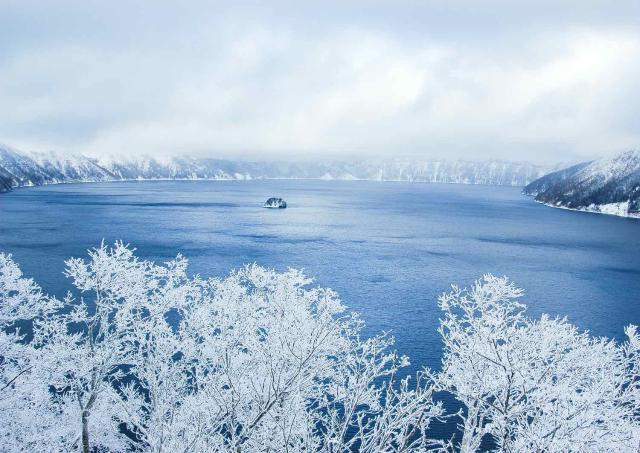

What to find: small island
left=263, top=197, right=287, bottom=209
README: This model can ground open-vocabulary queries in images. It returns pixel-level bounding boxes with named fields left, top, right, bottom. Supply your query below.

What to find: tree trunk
left=82, top=409, right=90, bottom=453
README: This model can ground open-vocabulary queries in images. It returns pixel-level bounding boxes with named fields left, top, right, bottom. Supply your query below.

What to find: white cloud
left=0, top=1, right=639, bottom=162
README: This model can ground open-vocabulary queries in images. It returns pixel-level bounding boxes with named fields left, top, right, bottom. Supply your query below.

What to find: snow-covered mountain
left=523, top=150, right=640, bottom=218
left=0, top=144, right=553, bottom=192
left=0, top=146, right=113, bottom=191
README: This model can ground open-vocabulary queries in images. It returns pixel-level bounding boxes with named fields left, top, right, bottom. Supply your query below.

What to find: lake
left=1, top=179, right=639, bottom=376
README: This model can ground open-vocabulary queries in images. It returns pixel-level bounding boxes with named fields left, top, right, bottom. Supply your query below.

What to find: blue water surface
left=1, top=180, right=639, bottom=443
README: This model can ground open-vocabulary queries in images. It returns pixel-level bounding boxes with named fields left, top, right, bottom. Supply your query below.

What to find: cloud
left=0, top=1, right=639, bottom=162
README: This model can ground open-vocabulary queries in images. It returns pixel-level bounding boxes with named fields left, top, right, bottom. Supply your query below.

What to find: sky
left=0, top=0, right=639, bottom=163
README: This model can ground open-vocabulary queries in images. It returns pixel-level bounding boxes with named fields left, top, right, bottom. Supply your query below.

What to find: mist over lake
left=1, top=179, right=638, bottom=374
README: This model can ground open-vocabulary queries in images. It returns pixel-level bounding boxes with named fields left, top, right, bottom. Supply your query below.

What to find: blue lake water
left=1, top=179, right=639, bottom=375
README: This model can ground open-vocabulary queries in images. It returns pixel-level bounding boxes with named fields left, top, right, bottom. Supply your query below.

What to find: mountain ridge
left=0, top=144, right=556, bottom=193
left=523, top=150, right=640, bottom=218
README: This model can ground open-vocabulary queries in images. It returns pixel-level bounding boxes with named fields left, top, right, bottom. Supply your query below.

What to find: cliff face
left=0, top=146, right=114, bottom=191
left=0, top=144, right=553, bottom=192
left=523, top=150, right=640, bottom=218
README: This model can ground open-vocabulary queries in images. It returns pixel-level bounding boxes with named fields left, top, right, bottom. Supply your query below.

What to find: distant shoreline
left=0, top=177, right=532, bottom=194
left=531, top=198, right=640, bottom=220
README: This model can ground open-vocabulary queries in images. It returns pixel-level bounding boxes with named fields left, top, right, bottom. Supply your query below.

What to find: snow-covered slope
left=0, top=144, right=553, bottom=193
left=338, top=160, right=549, bottom=185
left=0, top=146, right=64, bottom=189
left=96, top=156, right=551, bottom=185
left=523, top=150, right=640, bottom=218
left=26, top=151, right=114, bottom=182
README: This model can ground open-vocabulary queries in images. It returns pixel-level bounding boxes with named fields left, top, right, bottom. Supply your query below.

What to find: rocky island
left=263, top=197, right=287, bottom=209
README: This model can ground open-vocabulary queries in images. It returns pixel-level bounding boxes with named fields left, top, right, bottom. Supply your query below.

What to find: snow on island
left=263, top=197, right=287, bottom=209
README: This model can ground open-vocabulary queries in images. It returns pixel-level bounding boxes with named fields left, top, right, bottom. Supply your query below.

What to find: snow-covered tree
left=0, top=253, right=63, bottom=451
left=116, top=262, right=449, bottom=452
left=29, top=242, right=164, bottom=451
left=0, top=243, right=448, bottom=452
left=436, top=274, right=640, bottom=452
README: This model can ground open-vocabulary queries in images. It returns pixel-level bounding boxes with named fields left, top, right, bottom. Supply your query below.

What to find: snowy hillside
left=94, top=155, right=555, bottom=186
left=0, top=144, right=553, bottom=192
left=523, top=150, right=640, bottom=218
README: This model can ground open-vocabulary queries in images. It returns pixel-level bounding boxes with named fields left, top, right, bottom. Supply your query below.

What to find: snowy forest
left=1, top=242, right=639, bottom=452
